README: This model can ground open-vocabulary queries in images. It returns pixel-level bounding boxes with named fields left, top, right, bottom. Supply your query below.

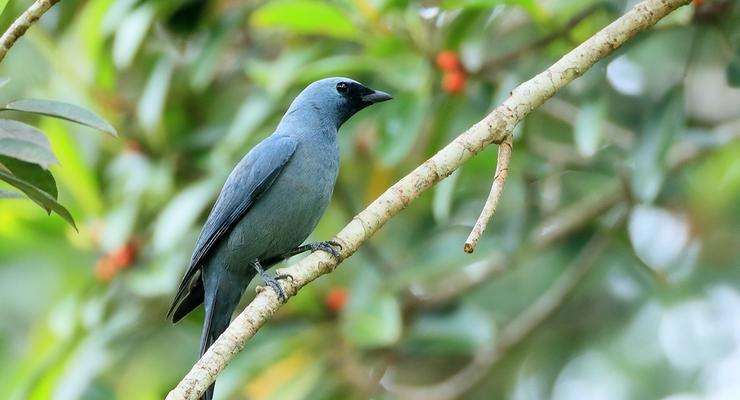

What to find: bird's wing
left=167, top=134, right=297, bottom=320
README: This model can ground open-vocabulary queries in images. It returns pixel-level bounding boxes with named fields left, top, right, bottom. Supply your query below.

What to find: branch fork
left=464, top=134, right=513, bottom=253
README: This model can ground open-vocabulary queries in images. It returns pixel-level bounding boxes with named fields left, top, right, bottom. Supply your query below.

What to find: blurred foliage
left=1, top=0, right=740, bottom=399
left=0, top=96, right=116, bottom=228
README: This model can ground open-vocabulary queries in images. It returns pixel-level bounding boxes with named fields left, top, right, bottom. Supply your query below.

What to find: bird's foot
left=252, top=260, right=290, bottom=302
left=261, top=275, right=288, bottom=302
left=310, top=240, right=342, bottom=259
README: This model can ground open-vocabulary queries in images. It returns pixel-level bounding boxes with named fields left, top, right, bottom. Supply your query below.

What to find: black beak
left=361, top=90, right=393, bottom=103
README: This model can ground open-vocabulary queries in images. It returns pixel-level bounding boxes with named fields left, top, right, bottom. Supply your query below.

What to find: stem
left=464, top=135, right=513, bottom=253
left=0, top=0, right=61, bottom=64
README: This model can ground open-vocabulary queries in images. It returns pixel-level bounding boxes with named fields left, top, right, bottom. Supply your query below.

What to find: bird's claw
left=253, top=260, right=289, bottom=302
left=310, top=240, right=342, bottom=259
left=260, top=274, right=288, bottom=302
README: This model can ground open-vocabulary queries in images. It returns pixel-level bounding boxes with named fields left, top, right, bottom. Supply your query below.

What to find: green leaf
left=0, top=155, right=57, bottom=199
left=441, top=0, right=544, bottom=20
left=101, top=0, right=139, bottom=35
left=727, top=54, right=740, bottom=87
left=251, top=1, right=359, bottom=39
left=343, top=293, right=401, bottom=348
left=152, top=179, right=218, bottom=253
left=190, top=13, right=242, bottom=92
left=246, top=46, right=321, bottom=96
left=378, top=94, right=426, bottom=167
left=631, top=89, right=684, bottom=203
left=3, top=99, right=117, bottom=136
left=441, top=0, right=507, bottom=8
left=404, top=306, right=495, bottom=354
left=574, top=98, right=605, bottom=157
left=628, top=205, right=690, bottom=273
left=0, top=168, right=76, bottom=229
left=341, top=268, right=402, bottom=348
left=432, top=169, right=460, bottom=224
left=137, top=56, right=174, bottom=134
left=113, top=4, right=156, bottom=68
left=0, top=119, right=59, bottom=168
left=222, top=92, right=273, bottom=152
left=39, top=119, right=105, bottom=214
left=623, top=29, right=693, bottom=98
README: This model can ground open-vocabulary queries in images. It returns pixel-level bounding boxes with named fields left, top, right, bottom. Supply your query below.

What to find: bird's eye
left=336, top=82, right=349, bottom=94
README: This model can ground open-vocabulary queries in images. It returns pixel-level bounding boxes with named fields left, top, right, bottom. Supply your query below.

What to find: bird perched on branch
left=168, top=77, right=392, bottom=400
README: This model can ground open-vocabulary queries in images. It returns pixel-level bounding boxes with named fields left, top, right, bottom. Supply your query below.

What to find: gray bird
left=167, top=77, right=391, bottom=400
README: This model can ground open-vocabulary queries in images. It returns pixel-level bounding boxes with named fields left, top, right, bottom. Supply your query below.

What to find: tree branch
left=464, top=134, right=512, bottom=253
left=0, top=0, right=60, bottom=64
left=166, top=1, right=691, bottom=398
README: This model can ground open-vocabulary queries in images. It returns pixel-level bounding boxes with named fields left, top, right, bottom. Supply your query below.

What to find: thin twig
left=0, top=0, right=60, bottom=64
left=541, top=97, right=635, bottom=149
left=527, top=135, right=593, bottom=167
left=474, top=4, right=604, bottom=76
left=334, top=342, right=389, bottom=397
left=464, top=134, right=513, bottom=253
left=404, top=251, right=510, bottom=308
left=382, top=234, right=611, bottom=400
left=166, top=2, right=691, bottom=398
left=531, top=182, right=624, bottom=248
left=667, top=119, right=740, bottom=168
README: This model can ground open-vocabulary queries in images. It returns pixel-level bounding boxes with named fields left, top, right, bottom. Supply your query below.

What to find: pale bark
left=464, top=135, right=512, bottom=253
left=0, top=0, right=61, bottom=64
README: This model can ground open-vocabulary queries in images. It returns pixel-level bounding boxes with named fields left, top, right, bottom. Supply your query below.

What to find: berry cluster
left=436, top=51, right=467, bottom=94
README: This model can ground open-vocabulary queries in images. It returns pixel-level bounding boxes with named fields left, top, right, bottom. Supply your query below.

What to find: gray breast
left=224, top=137, right=339, bottom=265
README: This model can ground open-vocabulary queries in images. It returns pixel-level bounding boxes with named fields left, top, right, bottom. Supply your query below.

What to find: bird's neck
left=277, top=99, right=349, bottom=134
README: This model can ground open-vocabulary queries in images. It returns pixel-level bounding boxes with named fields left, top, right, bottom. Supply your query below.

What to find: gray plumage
left=168, top=77, right=391, bottom=400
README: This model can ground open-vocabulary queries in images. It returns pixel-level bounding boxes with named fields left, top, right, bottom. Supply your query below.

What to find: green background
left=1, top=0, right=740, bottom=399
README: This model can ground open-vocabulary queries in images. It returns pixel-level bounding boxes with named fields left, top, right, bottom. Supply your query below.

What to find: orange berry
left=325, top=287, right=348, bottom=313
left=442, top=70, right=467, bottom=94
left=436, top=51, right=461, bottom=72
left=109, top=242, right=138, bottom=268
left=95, top=256, right=118, bottom=282
left=693, top=0, right=703, bottom=7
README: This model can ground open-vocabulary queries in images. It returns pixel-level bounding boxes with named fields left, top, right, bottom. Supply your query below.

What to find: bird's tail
left=199, top=272, right=248, bottom=400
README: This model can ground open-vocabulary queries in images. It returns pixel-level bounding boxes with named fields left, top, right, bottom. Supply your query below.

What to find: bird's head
left=285, top=77, right=393, bottom=129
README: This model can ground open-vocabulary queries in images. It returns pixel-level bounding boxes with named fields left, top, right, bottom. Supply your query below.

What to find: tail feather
left=200, top=288, right=224, bottom=400
left=168, top=269, right=204, bottom=323
left=170, top=279, right=205, bottom=323
left=199, top=271, right=249, bottom=400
